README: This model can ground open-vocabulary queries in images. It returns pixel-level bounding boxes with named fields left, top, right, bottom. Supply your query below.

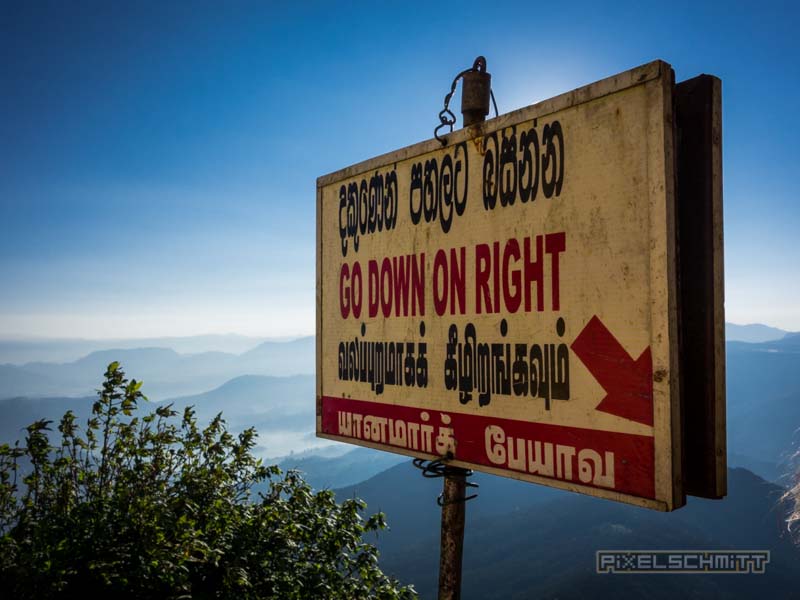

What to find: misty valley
left=1, top=326, right=800, bottom=597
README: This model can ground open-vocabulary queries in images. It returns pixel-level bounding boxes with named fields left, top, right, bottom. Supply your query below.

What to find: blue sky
left=1, top=0, right=798, bottom=338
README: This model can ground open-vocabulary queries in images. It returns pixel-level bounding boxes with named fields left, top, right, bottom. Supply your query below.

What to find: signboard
left=317, top=60, right=692, bottom=511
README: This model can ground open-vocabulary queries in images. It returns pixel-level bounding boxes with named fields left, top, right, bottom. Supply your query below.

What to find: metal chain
left=434, top=56, right=499, bottom=146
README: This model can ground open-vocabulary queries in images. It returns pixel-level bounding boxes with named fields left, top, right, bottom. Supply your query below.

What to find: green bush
left=0, top=362, right=416, bottom=599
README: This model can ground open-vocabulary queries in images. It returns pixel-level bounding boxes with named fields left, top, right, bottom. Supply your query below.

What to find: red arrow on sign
left=570, top=316, right=654, bottom=427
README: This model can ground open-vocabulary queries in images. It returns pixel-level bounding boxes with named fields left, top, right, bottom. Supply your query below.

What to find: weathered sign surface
left=317, top=60, right=686, bottom=510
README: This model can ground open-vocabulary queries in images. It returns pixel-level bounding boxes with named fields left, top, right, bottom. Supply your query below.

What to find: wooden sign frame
left=675, top=75, right=726, bottom=499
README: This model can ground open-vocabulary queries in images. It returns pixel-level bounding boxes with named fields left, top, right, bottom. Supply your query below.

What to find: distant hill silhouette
left=726, top=323, right=792, bottom=343
left=0, top=374, right=319, bottom=459
left=275, top=446, right=406, bottom=490
left=0, top=337, right=314, bottom=400
left=726, top=336, right=800, bottom=473
left=0, top=363, right=64, bottom=398
left=0, top=333, right=272, bottom=364
left=0, top=395, right=96, bottom=446
left=335, top=460, right=563, bottom=554
left=162, top=374, right=315, bottom=439
left=347, top=467, right=800, bottom=599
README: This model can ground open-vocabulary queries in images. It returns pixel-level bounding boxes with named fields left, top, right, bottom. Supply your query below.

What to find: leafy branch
left=0, top=363, right=416, bottom=600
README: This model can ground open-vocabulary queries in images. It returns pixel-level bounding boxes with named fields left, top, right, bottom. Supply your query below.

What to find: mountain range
left=725, top=323, right=793, bottom=344
left=2, top=324, right=800, bottom=596
left=727, top=333, right=800, bottom=474
left=0, top=333, right=275, bottom=364
left=2, top=325, right=800, bottom=483
left=0, top=336, right=314, bottom=400
left=0, top=373, right=320, bottom=459
left=350, top=466, right=799, bottom=599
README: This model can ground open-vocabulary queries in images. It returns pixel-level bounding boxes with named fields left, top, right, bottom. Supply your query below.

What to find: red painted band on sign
left=321, top=396, right=655, bottom=499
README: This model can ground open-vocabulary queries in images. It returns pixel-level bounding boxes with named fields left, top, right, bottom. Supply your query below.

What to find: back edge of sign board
left=675, top=75, right=727, bottom=499
left=316, top=60, right=685, bottom=512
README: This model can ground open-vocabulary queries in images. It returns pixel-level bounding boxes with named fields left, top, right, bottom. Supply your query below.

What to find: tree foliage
left=0, top=362, right=416, bottom=599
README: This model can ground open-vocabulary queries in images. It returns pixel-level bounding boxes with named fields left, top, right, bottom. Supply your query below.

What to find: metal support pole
left=460, top=60, right=491, bottom=128
left=438, top=467, right=468, bottom=600
left=437, top=59, right=492, bottom=600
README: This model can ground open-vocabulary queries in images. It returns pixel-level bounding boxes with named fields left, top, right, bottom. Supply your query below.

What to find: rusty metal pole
left=460, top=58, right=491, bottom=127
left=437, top=60, right=492, bottom=600
left=438, top=467, right=468, bottom=600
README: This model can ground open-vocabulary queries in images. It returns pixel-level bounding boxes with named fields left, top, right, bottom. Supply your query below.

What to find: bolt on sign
left=316, top=60, right=725, bottom=511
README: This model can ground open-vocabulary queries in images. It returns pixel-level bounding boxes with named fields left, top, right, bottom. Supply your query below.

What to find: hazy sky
left=1, top=1, right=798, bottom=338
